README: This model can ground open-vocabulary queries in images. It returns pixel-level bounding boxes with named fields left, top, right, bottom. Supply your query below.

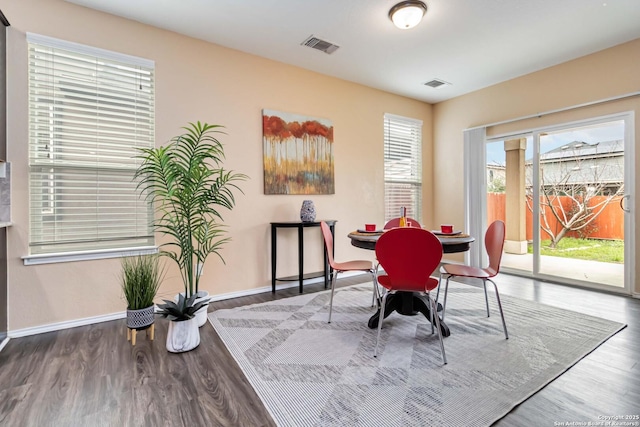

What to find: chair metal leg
left=487, top=278, right=509, bottom=339
left=373, top=264, right=382, bottom=307
left=482, top=279, right=490, bottom=317
left=435, top=272, right=443, bottom=304
left=374, top=291, right=389, bottom=358
left=429, top=293, right=447, bottom=365
left=441, top=275, right=451, bottom=321
left=370, top=270, right=379, bottom=307
left=327, top=271, right=340, bottom=323
left=430, top=293, right=435, bottom=335
left=438, top=274, right=508, bottom=342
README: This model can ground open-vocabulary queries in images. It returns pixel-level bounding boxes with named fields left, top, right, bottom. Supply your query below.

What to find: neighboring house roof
left=536, top=140, right=623, bottom=162
left=525, top=140, right=624, bottom=186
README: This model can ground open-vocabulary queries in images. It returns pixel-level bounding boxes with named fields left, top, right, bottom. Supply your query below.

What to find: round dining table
left=348, top=230, right=475, bottom=253
left=348, top=229, right=475, bottom=337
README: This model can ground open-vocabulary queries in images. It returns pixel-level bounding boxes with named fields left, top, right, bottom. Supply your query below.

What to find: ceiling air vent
left=301, top=35, right=340, bottom=54
left=424, top=78, right=450, bottom=89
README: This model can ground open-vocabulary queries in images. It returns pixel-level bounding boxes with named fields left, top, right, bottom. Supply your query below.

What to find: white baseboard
left=0, top=337, right=9, bottom=352
left=8, top=311, right=125, bottom=338
left=7, top=271, right=369, bottom=338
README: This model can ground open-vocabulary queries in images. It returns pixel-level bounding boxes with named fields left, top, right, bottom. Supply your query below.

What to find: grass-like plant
left=121, top=255, right=164, bottom=310
left=134, top=122, right=247, bottom=303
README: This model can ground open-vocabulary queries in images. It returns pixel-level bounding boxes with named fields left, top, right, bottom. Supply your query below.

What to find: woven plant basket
left=126, top=305, right=155, bottom=329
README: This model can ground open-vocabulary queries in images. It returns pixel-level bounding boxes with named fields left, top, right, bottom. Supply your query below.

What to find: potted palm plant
left=135, top=121, right=247, bottom=350
left=121, top=254, right=164, bottom=345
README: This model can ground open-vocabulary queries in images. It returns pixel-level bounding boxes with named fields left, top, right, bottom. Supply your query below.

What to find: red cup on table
left=440, top=224, right=453, bottom=234
left=365, top=223, right=376, bottom=232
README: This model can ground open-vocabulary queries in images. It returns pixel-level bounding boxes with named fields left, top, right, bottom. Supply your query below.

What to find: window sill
left=22, top=246, right=158, bottom=266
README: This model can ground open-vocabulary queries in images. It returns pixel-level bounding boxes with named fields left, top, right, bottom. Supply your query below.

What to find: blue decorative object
left=300, top=200, right=317, bottom=222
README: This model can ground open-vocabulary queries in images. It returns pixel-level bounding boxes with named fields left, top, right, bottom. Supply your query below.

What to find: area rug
left=208, top=282, right=625, bottom=427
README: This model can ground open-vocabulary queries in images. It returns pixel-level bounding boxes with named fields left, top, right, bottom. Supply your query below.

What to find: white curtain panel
left=463, top=127, right=487, bottom=268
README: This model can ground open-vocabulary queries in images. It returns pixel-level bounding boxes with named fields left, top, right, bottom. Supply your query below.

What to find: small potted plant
left=121, top=254, right=164, bottom=344
left=157, top=294, right=209, bottom=352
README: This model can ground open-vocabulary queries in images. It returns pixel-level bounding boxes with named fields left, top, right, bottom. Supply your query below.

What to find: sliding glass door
left=480, top=114, right=633, bottom=293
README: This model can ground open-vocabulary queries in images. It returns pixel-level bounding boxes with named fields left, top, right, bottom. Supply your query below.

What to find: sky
left=486, top=119, right=625, bottom=165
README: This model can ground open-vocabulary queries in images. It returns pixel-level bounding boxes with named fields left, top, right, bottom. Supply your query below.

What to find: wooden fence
left=487, top=193, right=623, bottom=240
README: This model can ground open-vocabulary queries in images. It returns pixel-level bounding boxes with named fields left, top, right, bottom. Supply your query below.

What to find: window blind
left=27, top=34, right=155, bottom=255
left=384, top=114, right=422, bottom=223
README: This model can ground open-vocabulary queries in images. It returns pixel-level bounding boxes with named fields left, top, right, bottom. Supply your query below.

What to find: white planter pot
left=194, top=291, right=210, bottom=327
left=166, top=317, right=200, bottom=353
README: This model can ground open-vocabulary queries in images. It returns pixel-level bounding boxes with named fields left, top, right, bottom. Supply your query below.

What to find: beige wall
left=433, top=38, right=640, bottom=293
left=4, top=0, right=433, bottom=331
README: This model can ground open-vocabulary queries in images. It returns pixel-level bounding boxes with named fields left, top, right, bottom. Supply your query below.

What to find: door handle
left=620, top=194, right=630, bottom=213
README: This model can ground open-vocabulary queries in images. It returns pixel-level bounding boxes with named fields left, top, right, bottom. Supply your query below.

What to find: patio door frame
left=465, top=111, right=635, bottom=295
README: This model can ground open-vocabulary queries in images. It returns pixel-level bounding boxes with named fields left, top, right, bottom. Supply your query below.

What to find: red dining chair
left=383, top=217, right=421, bottom=229
left=438, top=220, right=509, bottom=339
left=378, top=217, right=420, bottom=290
left=320, top=221, right=378, bottom=323
left=374, top=227, right=446, bottom=364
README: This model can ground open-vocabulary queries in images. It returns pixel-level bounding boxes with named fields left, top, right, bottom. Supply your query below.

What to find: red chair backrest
left=320, top=221, right=337, bottom=269
left=383, top=217, right=422, bottom=229
left=485, top=220, right=506, bottom=276
left=375, top=228, right=442, bottom=289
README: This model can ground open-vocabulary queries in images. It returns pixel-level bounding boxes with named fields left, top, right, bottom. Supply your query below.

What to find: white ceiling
left=66, top=0, right=640, bottom=103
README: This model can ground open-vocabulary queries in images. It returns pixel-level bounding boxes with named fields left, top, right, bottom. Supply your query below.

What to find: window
left=26, top=34, right=155, bottom=261
left=384, top=113, right=422, bottom=223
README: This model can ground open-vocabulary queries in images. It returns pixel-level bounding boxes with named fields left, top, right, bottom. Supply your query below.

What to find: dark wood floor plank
left=0, top=274, right=638, bottom=426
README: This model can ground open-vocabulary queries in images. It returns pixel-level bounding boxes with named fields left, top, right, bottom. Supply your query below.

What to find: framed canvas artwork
left=263, top=109, right=335, bottom=195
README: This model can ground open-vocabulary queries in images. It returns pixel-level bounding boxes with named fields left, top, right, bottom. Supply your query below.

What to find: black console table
left=271, top=220, right=337, bottom=293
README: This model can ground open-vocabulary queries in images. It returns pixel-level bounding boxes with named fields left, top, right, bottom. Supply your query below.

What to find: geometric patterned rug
left=209, top=282, right=626, bottom=427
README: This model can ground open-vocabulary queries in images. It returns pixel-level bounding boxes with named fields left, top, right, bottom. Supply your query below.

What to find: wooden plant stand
left=127, top=323, right=155, bottom=346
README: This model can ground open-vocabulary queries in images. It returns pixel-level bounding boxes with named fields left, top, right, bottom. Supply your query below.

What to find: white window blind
left=27, top=34, right=155, bottom=255
left=384, top=113, right=422, bottom=223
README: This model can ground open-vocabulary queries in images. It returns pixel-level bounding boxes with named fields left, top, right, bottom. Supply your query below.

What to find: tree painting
left=263, top=109, right=334, bottom=195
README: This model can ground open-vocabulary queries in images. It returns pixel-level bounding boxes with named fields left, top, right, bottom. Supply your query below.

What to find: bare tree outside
left=526, top=140, right=624, bottom=249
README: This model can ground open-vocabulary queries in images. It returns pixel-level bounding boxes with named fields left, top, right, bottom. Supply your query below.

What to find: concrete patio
left=501, top=252, right=624, bottom=288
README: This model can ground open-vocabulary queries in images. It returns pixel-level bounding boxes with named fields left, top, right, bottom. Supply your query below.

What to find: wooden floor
left=1, top=274, right=638, bottom=426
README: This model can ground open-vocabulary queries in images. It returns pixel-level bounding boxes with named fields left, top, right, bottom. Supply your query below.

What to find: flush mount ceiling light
left=389, top=1, right=427, bottom=30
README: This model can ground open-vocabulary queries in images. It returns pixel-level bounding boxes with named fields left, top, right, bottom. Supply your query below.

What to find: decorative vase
left=166, top=317, right=200, bottom=353
left=300, top=200, right=316, bottom=222
left=126, top=305, right=155, bottom=329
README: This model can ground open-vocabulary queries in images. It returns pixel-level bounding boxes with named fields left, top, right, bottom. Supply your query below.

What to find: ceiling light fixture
left=389, top=1, right=427, bottom=30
